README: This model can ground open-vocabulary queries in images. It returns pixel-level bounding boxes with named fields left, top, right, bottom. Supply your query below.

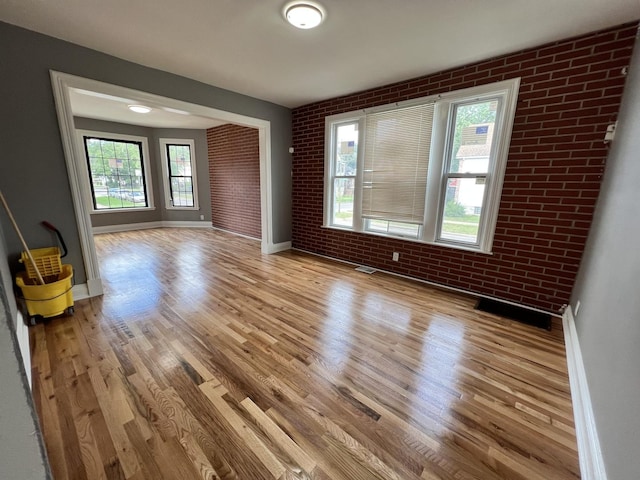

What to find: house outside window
left=79, top=131, right=153, bottom=212
left=324, top=78, right=520, bottom=253
left=159, top=138, right=199, bottom=210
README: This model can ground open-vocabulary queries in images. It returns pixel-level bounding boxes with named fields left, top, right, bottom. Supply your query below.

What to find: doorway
left=51, top=71, right=276, bottom=298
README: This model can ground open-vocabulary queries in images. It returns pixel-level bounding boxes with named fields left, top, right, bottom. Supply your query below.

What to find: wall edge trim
left=562, top=305, right=608, bottom=480
left=72, top=282, right=90, bottom=301
left=267, top=241, right=292, bottom=253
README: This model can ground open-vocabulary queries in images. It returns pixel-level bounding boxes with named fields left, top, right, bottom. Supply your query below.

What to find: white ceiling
left=1, top=0, right=639, bottom=109
left=69, top=88, right=226, bottom=129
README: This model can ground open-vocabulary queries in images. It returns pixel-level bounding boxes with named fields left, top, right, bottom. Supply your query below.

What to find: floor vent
left=475, top=298, right=552, bottom=330
left=355, top=266, right=376, bottom=274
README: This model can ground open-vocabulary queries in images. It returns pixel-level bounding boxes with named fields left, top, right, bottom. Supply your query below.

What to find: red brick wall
left=207, top=124, right=261, bottom=239
left=292, top=22, right=638, bottom=312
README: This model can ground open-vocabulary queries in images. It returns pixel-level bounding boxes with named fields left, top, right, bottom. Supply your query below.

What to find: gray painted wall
left=74, top=118, right=211, bottom=227
left=569, top=32, right=640, bottom=480
left=0, top=21, right=292, bottom=283
left=0, top=225, right=50, bottom=480
left=154, top=127, right=211, bottom=223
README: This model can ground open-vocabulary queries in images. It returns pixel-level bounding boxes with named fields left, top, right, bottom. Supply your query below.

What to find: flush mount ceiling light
left=128, top=104, right=152, bottom=113
left=284, top=2, right=324, bottom=29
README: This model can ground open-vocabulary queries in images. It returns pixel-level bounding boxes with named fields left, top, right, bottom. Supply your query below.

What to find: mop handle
left=0, top=191, right=45, bottom=285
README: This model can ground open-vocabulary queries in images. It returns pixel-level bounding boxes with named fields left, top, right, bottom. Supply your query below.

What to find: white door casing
left=50, top=71, right=275, bottom=297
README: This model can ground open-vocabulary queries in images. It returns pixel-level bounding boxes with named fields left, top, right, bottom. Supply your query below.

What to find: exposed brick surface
left=291, top=22, right=638, bottom=312
left=207, top=124, right=261, bottom=239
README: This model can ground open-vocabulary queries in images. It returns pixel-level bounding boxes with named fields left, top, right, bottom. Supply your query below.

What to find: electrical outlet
left=392, top=252, right=399, bottom=262
left=604, top=122, right=617, bottom=142
left=575, top=300, right=581, bottom=316
left=199, top=214, right=205, bottom=220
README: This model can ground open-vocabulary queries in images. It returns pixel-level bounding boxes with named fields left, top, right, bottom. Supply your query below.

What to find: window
left=330, top=122, right=358, bottom=227
left=324, top=79, right=519, bottom=253
left=79, top=131, right=153, bottom=212
left=159, top=138, right=199, bottom=210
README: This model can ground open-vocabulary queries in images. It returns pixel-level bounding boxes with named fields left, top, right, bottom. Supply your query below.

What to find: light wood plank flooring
left=30, top=228, right=580, bottom=479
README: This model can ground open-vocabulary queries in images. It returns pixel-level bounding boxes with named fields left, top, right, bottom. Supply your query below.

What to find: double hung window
left=324, top=79, right=519, bottom=253
left=159, top=138, right=198, bottom=210
left=80, top=131, right=153, bottom=212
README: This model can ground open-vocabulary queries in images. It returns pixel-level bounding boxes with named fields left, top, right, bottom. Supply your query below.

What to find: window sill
left=90, top=206, right=156, bottom=214
left=321, top=224, right=493, bottom=255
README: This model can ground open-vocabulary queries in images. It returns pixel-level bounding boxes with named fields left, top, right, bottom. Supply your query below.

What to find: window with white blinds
left=362, top=104, right=434, bottom=225
left=324, top=78, right=520, bottom=253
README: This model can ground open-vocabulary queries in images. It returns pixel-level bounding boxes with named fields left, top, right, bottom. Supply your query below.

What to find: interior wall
left=74, top=117, right=211, bottom=227
left=0, top=21, right=291, bottom=283
left=0, top=225, right=50, bottom=480
left=291, top=22, right=637, bottom=312
left=207, top=124, right=261, bottom=239
left=154, top=127, right=211, bottom=223
left=569, top=28, right=640, bottom=480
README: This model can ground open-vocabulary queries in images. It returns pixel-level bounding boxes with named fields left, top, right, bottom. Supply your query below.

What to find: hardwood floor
left=30, top=228, right=580, bottom=479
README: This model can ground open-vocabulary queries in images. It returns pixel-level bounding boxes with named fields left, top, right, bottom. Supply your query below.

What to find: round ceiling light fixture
left=284, top=2, right=324, bottom=29
left=128, top=104, right=152, bottom=113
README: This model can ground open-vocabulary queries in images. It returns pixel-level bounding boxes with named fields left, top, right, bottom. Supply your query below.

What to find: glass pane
left=170, top=177, right=194, bottom=207
left=335, top=123, right=358, bottom=176
left=127, top=143, right=141, bottom=160
left=332, top=177, right=355, bottom=227
left=168, top=144, right=192, bottom=176
left=365, top=219, right=420, bottom=238
left=389, top=221, right=420, bottom=238
left=449, top=100, right=498, bottom=174
left=440, top=177, right=485, bottom=244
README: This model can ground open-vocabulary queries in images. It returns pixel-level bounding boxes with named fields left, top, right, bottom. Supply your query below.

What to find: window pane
left=335, top=123, right=358, bottom=176
left=332, top=177, right=354, bottom=227
left=440, top=177, right=484, bottom=243
left=84, top=137, right=148, bottom=210
left=168, top=145, right=192, bottom=176
left=170, top=177, right=194, bottom=207
left=365, top=219, right=420, bottom=238
left=449, top=100, right=498, bottom=174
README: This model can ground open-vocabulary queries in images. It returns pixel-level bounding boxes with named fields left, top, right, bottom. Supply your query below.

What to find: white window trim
left=76, top=129, right=155, bottom=214
left=324, top=78, right=520, bottom=254
left=159, top=138, right=199, bottom=210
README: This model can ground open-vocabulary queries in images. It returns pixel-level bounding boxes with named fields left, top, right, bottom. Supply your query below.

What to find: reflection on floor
left=30, top=228, right=579, bottom=480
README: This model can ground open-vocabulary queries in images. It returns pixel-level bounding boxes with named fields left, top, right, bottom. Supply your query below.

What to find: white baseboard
left=162, top=221, right=212, bottom=229
left=92, top=220, right=212, bottom=234
left=92, top=221, right=163, bottom=234
left=563, top=306, right=608, bottom=480
left=265, top=241, right=292, bottom=254
left=72, top=282, right=90, bottom=301
left=211, top=226, right=260, bottom=242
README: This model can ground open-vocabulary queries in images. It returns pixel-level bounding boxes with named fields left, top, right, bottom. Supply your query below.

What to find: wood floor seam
left=30, top=228, right=580, bottom=480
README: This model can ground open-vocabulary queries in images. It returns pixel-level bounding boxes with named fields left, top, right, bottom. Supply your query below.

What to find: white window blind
left=362, top=104, right=434, bottom=224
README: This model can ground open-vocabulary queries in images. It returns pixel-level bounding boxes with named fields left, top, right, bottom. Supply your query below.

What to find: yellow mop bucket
left=16, top=264, right=74, bottom=319
left=20, top=246, right=62, bottom=281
